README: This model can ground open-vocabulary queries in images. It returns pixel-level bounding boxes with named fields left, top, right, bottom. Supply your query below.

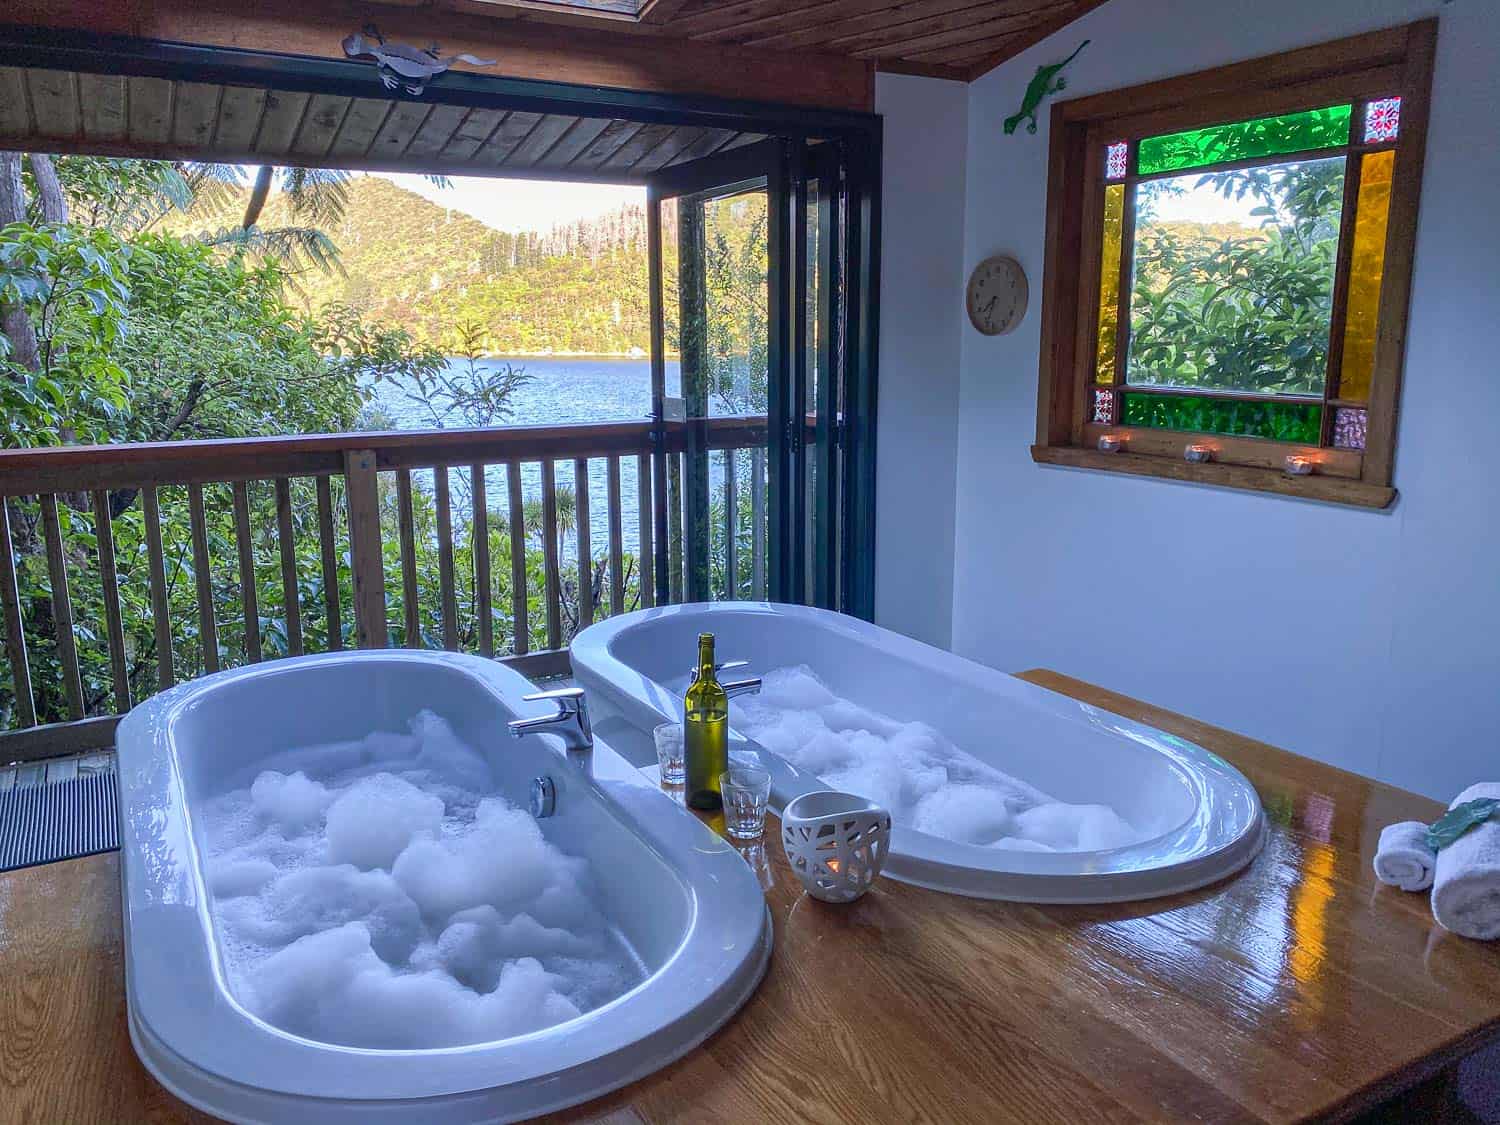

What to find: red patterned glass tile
left=1092, top=387, right=1115, bottom=424
left=1333, top=406, right=1367, bottom=450
left=1105, top=141, right=1128, bottom=181
left=1364, top=97, right=1401, bottom=143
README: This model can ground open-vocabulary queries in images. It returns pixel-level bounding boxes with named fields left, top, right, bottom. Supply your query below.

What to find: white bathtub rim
left=571, top=602, right=1267, bottom=904
left=126, top=904, right=773, bottom=1125
left=115, top=649, right=771, bottom=1108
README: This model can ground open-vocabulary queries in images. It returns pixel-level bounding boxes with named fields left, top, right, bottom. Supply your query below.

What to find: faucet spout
left=508, top=686, right=593, bottom=752
left=722, top=676, right=762, bottom=700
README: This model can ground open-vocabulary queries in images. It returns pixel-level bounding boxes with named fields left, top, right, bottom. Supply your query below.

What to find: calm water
left=363, top=357, right=682, bottom=557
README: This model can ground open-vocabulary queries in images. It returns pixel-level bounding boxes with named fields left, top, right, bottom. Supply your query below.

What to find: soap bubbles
left=200, top=711, right=642, bottom=1048
left=737, top=667, right=1144, bottom=853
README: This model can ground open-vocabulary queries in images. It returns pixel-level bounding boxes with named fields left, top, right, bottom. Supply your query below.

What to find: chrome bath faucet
left=508, top=686, right=593, bottom=752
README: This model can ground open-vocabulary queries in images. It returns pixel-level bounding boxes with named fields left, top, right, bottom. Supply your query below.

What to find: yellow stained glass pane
left=1096, top=183, right=1124, bottom=384
left=1339, top=149, right=1394, bottom=402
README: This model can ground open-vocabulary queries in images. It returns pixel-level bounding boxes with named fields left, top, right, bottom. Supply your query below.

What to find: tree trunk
left=0, top=152, right=41, bottom=375
left=28, top=154, right=68, bottom=224
left=243, top=165, right=274, bottom=229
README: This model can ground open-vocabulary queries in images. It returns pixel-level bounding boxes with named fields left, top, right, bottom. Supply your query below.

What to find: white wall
left=941, top=0, right=1499, bottom=801
left=872, top=73, right=968, bottom=649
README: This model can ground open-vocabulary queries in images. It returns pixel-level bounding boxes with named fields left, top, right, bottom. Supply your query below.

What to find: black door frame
left=645, top=135, right=879, bottom=617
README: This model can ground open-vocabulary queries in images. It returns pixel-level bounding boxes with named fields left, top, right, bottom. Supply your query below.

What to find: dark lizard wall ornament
left=342, top=25, right=497, bottom=96
left=1004, top=40, right=1089, bottom=136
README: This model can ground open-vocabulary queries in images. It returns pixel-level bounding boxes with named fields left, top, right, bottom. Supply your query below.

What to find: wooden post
left=343, top=450, right=387, bottom=649
left=0, top=500, right=36, bottom=727
left=574, top=457, right=593, bottom=630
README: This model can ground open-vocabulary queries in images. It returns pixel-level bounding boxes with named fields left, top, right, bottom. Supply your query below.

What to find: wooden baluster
left=188, top=483, right=219, bottom=673
left=141, top=485, right=173, bottom=688
left=90, top=491, right=130, bottom=712
left=343, top=450, right=387, bottom=650
left=667, top=451, right=683, bottom=604
left=751, top=447, right=766, bottom=600
left=0, top=500, right=36, bottom=727
left=39, top=494, right=84, bottom=719
left=315, top=476, right=343, bottom=652
left=541, top=459, right=562, bottom=650
left=506, top=463, right=527, bottom=655
left=396, top=468, right=420, bottom=649
left=607, top=456, right=624, bottom=616
left=636, top=453, right=654, bottom=609
left=232, top=481, right=261, bottom=663
left=471, top=464, right=493, bottom=658
left=433, top=467, right=458, bottom=651
left=274, top=478, right=303, bottom=657
left=574, top=457, right=592, bottom=632
left=724, top=449, right=738, bottom=600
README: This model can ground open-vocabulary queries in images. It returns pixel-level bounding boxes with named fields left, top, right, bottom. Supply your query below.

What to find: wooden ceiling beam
left=0, top=0, right=874, bottom=110
left=959, top=0, right=1106, bottom=79
left=742, top=0, right=1050, bottom=52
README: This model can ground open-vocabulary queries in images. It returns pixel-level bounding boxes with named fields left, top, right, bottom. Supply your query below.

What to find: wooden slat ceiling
left=0, top=66, right=768, bottom=183
left=472, top=0, right=1111, bottom=81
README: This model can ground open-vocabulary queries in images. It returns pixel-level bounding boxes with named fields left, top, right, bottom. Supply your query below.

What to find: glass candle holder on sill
left=1284, top=455, right=1316, bottom=476
left=1096, top=433, right=1127, bottom=453
left=1184, top=443, right=1214, bottom=463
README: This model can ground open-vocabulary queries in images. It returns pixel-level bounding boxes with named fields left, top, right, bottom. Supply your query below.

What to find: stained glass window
left=1333, top=406, right=1368, bottom=450
left=1122, top=393, right=1323, bottom=443
left=1338, top=149, right=1394, bottom=402
left=1092, top=388, right=1115, bottom=424
left=1105, top=141, right=1128, bottom=181
left=1364, top=97, right=1401, bottom=143
left=1095, top=184, right=1125, bottom=384
left=1136, top=104, right=1352, bottom=176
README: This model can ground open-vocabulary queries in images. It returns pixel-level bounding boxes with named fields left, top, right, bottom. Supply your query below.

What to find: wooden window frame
left=1032, top=20, right=1437, bottom=509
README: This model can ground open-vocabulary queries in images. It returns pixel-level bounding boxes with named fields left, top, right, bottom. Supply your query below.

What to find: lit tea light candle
left=1284, top=455, right=1315, bottom=476
left=1097, top=433, right=1126, bottom=453
left=1184, top=443, right=1214, bottom=463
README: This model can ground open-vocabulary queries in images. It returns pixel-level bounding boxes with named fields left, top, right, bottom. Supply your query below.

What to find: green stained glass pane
left=1121, top=393, right=1323, bottom=443
left=1137, top=104, right=1352, bottom=175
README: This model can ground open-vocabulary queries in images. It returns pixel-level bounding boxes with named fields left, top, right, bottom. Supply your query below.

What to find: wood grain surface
left=2, top=669, right=1496, bottom=1124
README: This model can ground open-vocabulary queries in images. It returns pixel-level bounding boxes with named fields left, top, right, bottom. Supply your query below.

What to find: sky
left=1144, top=177, right=1262, bottom=226
left=377, top=172, right=644, bottom=233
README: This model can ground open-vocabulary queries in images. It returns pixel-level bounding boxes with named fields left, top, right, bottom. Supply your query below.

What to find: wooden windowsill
left=1031, top=443, right=1397, bottom=509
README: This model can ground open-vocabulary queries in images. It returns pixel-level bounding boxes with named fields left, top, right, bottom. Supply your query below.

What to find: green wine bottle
left=684, top=632, right=729, bottom=811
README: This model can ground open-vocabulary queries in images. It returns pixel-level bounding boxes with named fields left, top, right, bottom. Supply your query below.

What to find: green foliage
left=0, top=158, right=678, bottom=729
left=1127, top=156, right=1345, bottom=399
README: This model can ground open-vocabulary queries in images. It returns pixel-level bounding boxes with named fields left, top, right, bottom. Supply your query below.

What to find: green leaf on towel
left=1426, top=798, right=1500, bottom=852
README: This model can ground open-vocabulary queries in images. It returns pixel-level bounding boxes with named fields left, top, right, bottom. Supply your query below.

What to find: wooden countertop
left=3, top=669, right=1497, bottom=1124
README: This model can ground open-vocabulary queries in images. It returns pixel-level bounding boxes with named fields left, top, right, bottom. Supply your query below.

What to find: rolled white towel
left=1432, top=782, right=1500, bottom=940
left=1374, top=821, right=1436, bottom=891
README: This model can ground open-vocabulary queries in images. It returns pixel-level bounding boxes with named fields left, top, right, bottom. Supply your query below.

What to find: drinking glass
left=653, top=722, right=686, bottom=785
left=720, top=764, right=772, bottom=841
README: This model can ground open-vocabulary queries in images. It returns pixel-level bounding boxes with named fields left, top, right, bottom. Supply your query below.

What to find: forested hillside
left=168, top=175, right=658, bottom=355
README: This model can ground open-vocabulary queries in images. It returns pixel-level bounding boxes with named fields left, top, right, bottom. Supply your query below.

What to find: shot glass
left=720, top=764, right=772, bottom=841
left=653, top=722, right=686, bottom=786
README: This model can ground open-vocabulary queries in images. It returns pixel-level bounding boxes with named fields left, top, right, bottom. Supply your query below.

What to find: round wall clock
left=966, top=254, right=1028, bottom=336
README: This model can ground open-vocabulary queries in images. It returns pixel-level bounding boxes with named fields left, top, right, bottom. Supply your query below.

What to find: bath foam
left=735, top=667, right=1145, bottom=852
left=199, top=711, right=643, bottom=1049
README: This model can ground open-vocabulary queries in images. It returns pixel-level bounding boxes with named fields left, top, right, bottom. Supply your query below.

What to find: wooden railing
left=0, top=417, right=769, bottom=762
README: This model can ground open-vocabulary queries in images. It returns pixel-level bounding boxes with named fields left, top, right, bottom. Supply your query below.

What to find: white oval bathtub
left=571, top=603, right=1265, bottom=904
left=114, top=650, right=770, bottom=1124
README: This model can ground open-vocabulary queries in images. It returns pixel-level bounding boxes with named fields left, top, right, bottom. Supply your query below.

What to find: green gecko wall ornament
left=1003, top=40, right=1089, bottom=135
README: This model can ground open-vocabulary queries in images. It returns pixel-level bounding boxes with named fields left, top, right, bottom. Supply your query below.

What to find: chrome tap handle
left=690, top=659, right=751, bottom=683
left=521, top=686, right=587, bottom=706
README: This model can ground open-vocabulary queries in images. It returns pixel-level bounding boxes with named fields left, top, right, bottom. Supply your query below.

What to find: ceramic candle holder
left=781, top=791, right=892, bottom=903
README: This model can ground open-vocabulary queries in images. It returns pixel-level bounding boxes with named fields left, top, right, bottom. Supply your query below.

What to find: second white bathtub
left=571, top=602, right=1264, bottom=904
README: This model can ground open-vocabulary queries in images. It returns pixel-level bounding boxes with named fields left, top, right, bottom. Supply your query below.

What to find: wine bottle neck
left=696, top=634, right=715, bottom=679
